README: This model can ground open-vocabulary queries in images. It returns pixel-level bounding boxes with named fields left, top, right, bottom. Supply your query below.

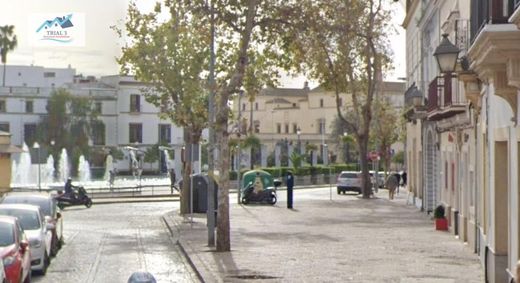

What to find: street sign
left=369, top=151, right=379, bottom=161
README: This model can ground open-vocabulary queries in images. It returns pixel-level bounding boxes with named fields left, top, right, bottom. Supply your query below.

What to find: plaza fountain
left=44, top=155, right=55, bottom=184
left=58, top=148, right=70, bottom=182
left=77, top=155, right=91, bottom=183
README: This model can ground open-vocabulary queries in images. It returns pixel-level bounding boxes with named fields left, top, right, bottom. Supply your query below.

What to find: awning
left=0, top=144, right=24, bottom=153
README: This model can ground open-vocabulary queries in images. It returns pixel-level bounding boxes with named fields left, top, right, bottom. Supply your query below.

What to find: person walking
left=402, top=171, right=407, bottom=188
left=385, top=174, right=399, bottom=200
left=286, top=170, right=294, bottom=209
left=393, top=172, right=401, bottom=194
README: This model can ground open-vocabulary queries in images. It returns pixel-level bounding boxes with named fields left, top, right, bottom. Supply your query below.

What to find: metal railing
left=428, top=75, right=465, bottom=113
left=471, top=0, right=515, bottom=43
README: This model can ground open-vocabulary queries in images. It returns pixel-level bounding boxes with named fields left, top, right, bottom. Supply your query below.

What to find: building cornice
left=402, top=0, right=419, bottom=28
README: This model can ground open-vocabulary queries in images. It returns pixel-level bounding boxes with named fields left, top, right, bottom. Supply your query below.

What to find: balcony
left=471, top=0, right=516, bottom=43
left=427, top=76, right=466, bottom=121
left=511, top=0, right=520, bottom=27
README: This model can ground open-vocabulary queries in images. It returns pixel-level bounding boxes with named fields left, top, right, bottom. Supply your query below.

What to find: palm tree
left=0, top=25, right=18, bottom=87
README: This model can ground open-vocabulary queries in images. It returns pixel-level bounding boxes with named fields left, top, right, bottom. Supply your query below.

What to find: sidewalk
left=163, top=188, right=484, bottom=282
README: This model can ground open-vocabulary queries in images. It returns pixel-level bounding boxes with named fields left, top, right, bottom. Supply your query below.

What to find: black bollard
left=286, top=171, right=294, bottom=209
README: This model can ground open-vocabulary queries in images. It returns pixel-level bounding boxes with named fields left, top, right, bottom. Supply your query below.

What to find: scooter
left=55, top=186, right=93, bottom=209
left=241, top=180, right=280, bottom=205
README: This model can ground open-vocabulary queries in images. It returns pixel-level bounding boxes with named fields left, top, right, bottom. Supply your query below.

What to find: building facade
left=231, top=81, right=405, bottom=167
left=404, top=0, right=520, bottom=281
left=0, top=65, right=184, bottom=177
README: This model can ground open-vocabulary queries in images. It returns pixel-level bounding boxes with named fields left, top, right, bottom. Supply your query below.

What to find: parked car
left=1, top=193, right=63, bottom=256
left=0, top=215, right=31, bottom=283
left=0, top=204, right=52, bottom=275
left=336, top=171, right=362, bottom=194
left=0, top=259, right=4, bottom=283
left=369, top=171, right=385, bottom=188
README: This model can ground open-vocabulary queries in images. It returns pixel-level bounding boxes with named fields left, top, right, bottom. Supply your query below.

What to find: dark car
left=0, top=215, right=31, bottom=283
left=1, top=193, right=63, bottom=256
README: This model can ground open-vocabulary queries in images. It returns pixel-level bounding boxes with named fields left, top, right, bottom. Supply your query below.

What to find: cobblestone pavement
left=33, top=201, right=198, bottom=283
left=165, top=187, right=484, bottom=282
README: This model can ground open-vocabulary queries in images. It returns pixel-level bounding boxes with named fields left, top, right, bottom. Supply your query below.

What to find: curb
left=161, top=213, right=206, bottom=283
left=92, top=197, right=179, bottom=205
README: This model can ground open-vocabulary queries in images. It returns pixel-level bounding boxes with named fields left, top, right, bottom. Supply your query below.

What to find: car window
left=2, top=196, right=52, bottom=216
left=340, top=173, right=358, bottom=178
left=0, top=209, right=41, bottom=230
left=0, top=222, right=15, bottom=246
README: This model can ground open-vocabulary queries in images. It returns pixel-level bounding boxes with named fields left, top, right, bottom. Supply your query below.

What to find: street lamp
left=433, top=34, right=460, bottom=74
left=296, top=127, right=301, bottom=155
left=343, top=132, right=348, bottom=163
left=33, top=142, right=41, bottom=192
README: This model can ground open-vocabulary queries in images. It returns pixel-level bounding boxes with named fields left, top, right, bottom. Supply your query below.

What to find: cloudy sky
left=0, top=0, right=406, bottom=87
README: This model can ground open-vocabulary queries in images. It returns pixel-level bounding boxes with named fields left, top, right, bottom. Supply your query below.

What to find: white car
left=336, top=171, right=362, bottom=194
left=0, top=204, right=53, bottom=275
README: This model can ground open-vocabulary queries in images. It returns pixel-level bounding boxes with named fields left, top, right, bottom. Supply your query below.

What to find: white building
left=0, top=65, right=185, bottom=177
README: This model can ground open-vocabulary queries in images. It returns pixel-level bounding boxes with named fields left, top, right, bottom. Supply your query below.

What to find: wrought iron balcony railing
left=471, top=0, right=516, bottom=43
left=427, top=76, right=466, bottom=121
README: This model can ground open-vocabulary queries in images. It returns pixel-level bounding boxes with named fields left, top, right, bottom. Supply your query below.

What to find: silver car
left=1, top=192, right=63, bottom=256
left=336, top=171, right=362, bottom=194
left=0, top=204, right=53, bottom=275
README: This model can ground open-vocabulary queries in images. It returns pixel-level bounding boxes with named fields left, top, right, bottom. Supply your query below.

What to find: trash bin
left=180, top=174, right=218, bottom=213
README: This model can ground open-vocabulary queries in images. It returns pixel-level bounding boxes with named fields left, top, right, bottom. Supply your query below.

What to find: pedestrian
left=385, top=174, right=399, bottom=200
left=402, top=171, right=407, bottom=188
left=109, top=170, right=116, bottom=190
left=169, top=169, right=177, bottom=194
left=286, top=170, right=294, bottom=209
left=394, top=172, right=401, bottom=194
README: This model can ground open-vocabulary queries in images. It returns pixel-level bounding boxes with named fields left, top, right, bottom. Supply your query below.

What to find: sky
left=0, top=0, right=406, bottom=87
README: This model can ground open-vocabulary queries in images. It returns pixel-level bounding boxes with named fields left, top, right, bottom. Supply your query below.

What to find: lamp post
left=33, top=142, right=41, bottom=192
left=343, top=132, right=348, bottom=164
left=433, top=34, right=460, bottom=74
left=296, top=127, right=301, bottom=155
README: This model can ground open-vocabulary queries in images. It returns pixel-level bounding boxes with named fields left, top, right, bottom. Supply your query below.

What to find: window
left=255, top=102, right=258, bottom=111
left=159, top=124, right=171, bottom=143
left=276, top=123, right=281, bottom=134
left=254, top=121, right=260, bottom=133
left=0, top=100, right=5, bottom=112
left=293, top=124, right=298, bottom=134
left=129, top=123, right=143, bottom=143
left=0, top=123, right=9, bottom=132
left=130, top=94, right=141, bottom=112
left=285, top=124, right=289, bottom=133
left=318, top=119, right=326, bottom=134
left=25, top=100, right=33, bottom=113
left=319, top=98, right=324, bottom=108
left=24, top=124, right=37, bottom=146
left=43, top=72, right=56, bottom=78
left=92, top=122, right=105, bottom=145
left=94, top=102, right=102, bottom=114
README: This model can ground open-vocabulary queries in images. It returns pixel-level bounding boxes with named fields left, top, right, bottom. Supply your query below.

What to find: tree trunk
left=2, top=62, right=6, bottom=87
left=180, top=126, right=201, bottom=215
left=216, top=120, right=231, bottom=251
left=358, top=135, right=371, bottom=198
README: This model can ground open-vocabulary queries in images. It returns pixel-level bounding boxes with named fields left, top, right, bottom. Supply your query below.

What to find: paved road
left=33, top=202, right=199, bottom=283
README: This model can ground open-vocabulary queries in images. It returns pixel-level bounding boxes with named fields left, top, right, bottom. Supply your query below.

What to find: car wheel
left=85, top=199, right=93, bottom=208
left=57, top=202, right=65, bottom=210
left=269, top=195, right=277, bottom=205
left=337, top=188, right=340, bottom=194
left=40, top=252, right=50, bottom=275
left=51, top=235, right=59, bottom=256
left=241, top=197, right=249, bottom=205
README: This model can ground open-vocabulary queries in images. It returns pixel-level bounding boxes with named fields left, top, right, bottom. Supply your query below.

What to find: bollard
left=286, top=171, right=294, bottom=209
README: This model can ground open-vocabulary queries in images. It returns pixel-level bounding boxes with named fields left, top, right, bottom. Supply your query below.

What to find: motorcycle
left=55, top=186, right=93, bottom=209
left=241, top=180, right=280, bottom=205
